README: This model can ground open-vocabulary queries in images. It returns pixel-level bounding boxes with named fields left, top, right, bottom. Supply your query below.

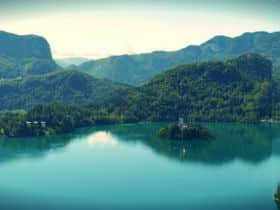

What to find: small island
left=157, top=118, right=214, bottom=140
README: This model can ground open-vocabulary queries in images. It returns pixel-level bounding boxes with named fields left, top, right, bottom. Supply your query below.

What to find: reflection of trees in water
left=0, top=126, right=107, bottom=164
left=0, top=132, right=80, bottom=163
left=109, top=123, right=276, bottom=165
left=0, top=123, right=279, bottom=165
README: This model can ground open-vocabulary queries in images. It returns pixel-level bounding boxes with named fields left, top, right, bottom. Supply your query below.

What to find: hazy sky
left=0, top=0, right=279, bottom=59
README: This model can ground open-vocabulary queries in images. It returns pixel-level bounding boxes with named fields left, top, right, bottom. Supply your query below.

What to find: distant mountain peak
left=55, top=57, right=89, bottom=68
left=77, top=31, right=280, bottom=85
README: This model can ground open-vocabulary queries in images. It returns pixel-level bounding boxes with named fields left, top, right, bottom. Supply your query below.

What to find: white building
left=25, top=121, right=32, bottom=127
left=40, top=121, right=47, bottom=128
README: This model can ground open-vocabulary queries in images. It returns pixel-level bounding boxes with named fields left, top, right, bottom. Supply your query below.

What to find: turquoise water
left=0, top=123, right=279, bottom=210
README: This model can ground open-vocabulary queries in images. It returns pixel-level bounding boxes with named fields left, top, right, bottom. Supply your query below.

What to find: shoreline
left=1, top=120, right=280, bottom=138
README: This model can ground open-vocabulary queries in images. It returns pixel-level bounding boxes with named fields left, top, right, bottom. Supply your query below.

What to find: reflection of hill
left=108, top=123, right=276, bottom=165
left=0, top=123, right=279, bottom=165
left=0, top=132, right=82, bottom=164
left=273, top=139, right=280, bottom=156
left=271, top=124, right=280, bottom=156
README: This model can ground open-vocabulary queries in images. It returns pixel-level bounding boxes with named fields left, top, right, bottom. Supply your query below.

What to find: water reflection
left=86, top=131, right=118, bottom=148
left=0, top=123, right=279, bottom=165
left=108, top=123, right=279, bottom=165
left=0, top=133, right=76, bottom=164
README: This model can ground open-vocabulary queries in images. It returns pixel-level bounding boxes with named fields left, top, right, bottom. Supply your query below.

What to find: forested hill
left=0, top=70, right=129, bottom=110
left=77, top=31, right=280, bottom=85
left=0, top=54, right=275, bottom=137
left=104, top=53, right=273, bottom=123
left=0, top=31, right=60, bottom=79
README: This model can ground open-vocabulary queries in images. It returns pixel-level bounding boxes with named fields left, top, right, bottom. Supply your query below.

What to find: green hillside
left=104, top=53, right=273, bottom=122
left=0, top=54, right=275, bottom=137
left=0, top=70, right=129, bottom=110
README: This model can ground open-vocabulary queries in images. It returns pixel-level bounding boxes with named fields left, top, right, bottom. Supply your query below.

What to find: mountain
left=103, top=53, right=273, bottom=123
left=55, top=57, right=89, bottom=68
left=0, top=31, right=52, bottom=60
left=78, top=31, right=280, bottom=86
left=0, top=70, right=129, bottom=110
left=0, top=31, right=60, bottom=79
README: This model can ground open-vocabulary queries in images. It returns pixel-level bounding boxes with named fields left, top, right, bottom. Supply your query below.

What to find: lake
left=0, top=123, right=279, bottom=210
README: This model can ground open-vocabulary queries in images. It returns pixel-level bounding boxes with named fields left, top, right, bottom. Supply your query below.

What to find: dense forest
left=0, top=70, right=129, bottom=110
left=103, top=53, right=273, bottom=123
left=0, top=103, right=119, bottom=137
left=273, top=75, right=280, bottom=120
left=0, top=53, right=277, bottom=137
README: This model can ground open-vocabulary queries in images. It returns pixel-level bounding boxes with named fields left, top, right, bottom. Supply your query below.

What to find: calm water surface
left=0, top=123, right=279, bottom=210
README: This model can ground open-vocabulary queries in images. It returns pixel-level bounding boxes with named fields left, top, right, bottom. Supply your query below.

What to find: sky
left=0, top=0, right=280, bottom=59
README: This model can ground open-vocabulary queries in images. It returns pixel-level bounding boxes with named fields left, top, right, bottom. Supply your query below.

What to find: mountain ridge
left=78, top=31, right=280, bottom=85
